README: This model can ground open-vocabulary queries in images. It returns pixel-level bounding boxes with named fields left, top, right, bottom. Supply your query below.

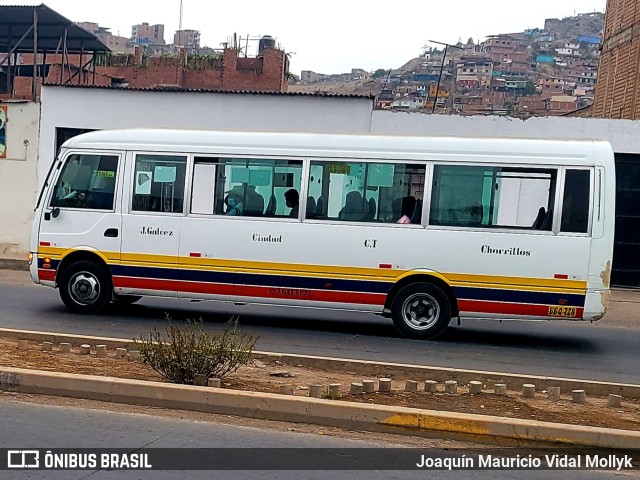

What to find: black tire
left=58, top=261, right=112, bottom=314
left=113, top=294, right=142, bottom=305
left=391, top=282, right=452, bottom=339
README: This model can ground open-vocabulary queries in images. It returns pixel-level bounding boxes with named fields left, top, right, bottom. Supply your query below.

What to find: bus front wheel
left=59, top=261, right=111, bottom=314
left=391, top=282, right=451, bottom=339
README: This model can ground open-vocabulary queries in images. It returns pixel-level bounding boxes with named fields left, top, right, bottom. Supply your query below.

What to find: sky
left=1, top=0, right=608, bottom=74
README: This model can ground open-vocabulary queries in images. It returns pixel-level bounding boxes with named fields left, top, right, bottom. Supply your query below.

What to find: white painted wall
left=0, top=101, right=39, bottom=256
left=38, top=86, right=375, bottom=188
left=370, top=111, right=640, bottom=154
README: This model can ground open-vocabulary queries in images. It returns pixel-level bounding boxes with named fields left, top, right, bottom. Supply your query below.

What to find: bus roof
left=62, top=129, right=612, bottom=165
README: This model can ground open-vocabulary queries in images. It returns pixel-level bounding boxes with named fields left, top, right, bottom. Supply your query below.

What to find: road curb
left=0, top=258, right=28, bottom=271
left=0, top=366, right=639, bottom=450
left=1, top=327, right=639, bottom=399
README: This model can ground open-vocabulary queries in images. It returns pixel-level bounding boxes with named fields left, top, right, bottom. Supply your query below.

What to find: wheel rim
left=68, top=272, right=100, bottom=305
left=401, top=292, right=440, bottom=330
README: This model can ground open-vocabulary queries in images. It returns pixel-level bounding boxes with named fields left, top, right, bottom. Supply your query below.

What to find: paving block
left=208, top=378, right=222, bottom=388
left=424, top=380, right=438, bottom=393
left=378, top=378, right=392, bottom=392
left=17, top=339, right=28, bottom=351
left=548, top=386, right=561, bottom=401
left=79, top=344, right=91, bottom=355
left=194, top=374, right=207, bottom=386
left=95, top=345, right=107, bottom=358
left=59, top=343, right=71, bottom=353
left=350, top=383, right=364, bottom=395
left=469, top=381, right=482, bottom=394
left=494, top=383, right=507, bottom=395
left=328, top=383, right=342, bottom=398
left=362, top=380, right=375, bottom=393
left=445, top=380, right=458, bottom=394
left=308, top=384, right=324, bottom=398
left=405, top=380, right=419, bottom=392
left=522, top=384, right=536, bottom=399
left=42, top=342, right=53, bottom=352
left=127, top=351, right=140, bottom=362
left=608, top=394, right=622, bottom=407
left=572, top=389, right=586, bottom=404
left=115, top=348, right=127, bottom=359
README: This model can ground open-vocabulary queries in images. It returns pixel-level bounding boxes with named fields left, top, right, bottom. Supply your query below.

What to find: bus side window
left=212, top=158, right=303, bottom=218
left=308, top=161, right=425, bottom=224
left=132, top=154, right=187, bottom=213
left=561, top=169, right=591, bottom=234
left=430, top=164, right=557, bottom=230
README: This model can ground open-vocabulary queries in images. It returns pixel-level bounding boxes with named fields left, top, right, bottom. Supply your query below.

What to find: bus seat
left=532, top=207, right=546, bottom=229
left=540, top=209, right=553, bottom=231
left=391, top=197, right=403, bottom=221
left=265, top=194, right=277, bottom=217
left=410, top=199, right=422, bottom=224
left=244, top=187, right=264, bottom=216
left=339, top=191, right=366, bottom=221
left=306, top=196, right=317, bottom=218
left=365, top=197, right=376, bottom=221
left=315, top=196, right=324, bottom=217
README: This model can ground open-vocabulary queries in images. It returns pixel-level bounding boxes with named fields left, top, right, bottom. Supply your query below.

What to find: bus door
left=179, top=158, right=242, bottom=301
left=117, top=152, right=187, bottom=298
left=41, top=151, right=123, bottom=279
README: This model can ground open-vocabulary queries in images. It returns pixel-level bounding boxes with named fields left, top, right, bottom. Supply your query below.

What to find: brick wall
left=593, top=0, right=640, bottom=119
left=3, top=48, right=288, bottom=99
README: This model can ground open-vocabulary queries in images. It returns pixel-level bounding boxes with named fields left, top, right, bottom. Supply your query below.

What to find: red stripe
left=112, top=277, right=385, bottom=306
left=190, top=253, right=202, bottom=258
left=379, top=264, right=392, bottom=269
left=39, top=241, right=51, bottom=246
left=458, top=299, right=583, bottom=318
left=554, top=274, right=569, bottom=279
left=38, top=269, right=55, bottom=281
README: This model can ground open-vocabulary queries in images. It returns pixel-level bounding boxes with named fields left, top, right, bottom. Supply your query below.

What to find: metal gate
left=612, top=153, right=640, bottom=288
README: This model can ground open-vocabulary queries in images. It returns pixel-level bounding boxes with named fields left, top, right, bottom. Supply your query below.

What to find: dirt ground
left=1, top=338, right=638, bottom=432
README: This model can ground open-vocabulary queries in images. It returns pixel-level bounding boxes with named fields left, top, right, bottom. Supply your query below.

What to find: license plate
left=548, top=306, right=577, bottom=317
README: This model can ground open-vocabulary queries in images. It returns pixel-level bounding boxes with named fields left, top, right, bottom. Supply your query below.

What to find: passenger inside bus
left=224, top=187, right=244, bottom=216
left=397, top=196, right=416, bottom=224
left=284, top=189, right=299, bottom=218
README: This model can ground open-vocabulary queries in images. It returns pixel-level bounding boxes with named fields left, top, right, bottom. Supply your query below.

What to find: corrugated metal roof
left=0, top=5, right=109, bottom=53
left=41, top=83, right=375, bottom=99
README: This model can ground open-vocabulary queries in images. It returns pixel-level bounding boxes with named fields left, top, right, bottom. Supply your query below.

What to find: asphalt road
left=1, top=273, right=639, bottom=384
left=0, top=398, right=631, bottom=480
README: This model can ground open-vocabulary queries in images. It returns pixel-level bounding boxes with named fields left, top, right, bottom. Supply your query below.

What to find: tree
left=372, top=69, right=389, bottom=79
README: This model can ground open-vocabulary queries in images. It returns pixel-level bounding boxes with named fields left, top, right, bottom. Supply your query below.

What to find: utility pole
left=429, top=40, right=463, bottom=113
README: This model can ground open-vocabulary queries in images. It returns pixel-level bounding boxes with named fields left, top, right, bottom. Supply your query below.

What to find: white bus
left=30, top=129, right=615, bottom=339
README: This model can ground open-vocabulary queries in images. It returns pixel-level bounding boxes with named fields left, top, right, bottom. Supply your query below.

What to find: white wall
left=38, top=86, right=375, bottom=188
left=371, top=111, right=640, bottom=154
left=0, top=101, right=39, bottom=256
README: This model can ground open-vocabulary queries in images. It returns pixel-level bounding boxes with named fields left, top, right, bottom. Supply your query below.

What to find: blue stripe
left=453, top=286, right=585, bottom=307
left=111, top=264, right=392, bottom=294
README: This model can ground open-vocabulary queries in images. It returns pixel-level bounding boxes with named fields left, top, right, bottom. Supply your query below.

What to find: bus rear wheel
left=59, top=261, right=111, bottom=314
left=391, top=282, right=451, bottom=339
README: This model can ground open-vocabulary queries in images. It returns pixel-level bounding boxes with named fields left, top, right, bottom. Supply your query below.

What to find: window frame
left=47, top=149, right=123, bottom=213
left=127, top=151, right=189, bottom=217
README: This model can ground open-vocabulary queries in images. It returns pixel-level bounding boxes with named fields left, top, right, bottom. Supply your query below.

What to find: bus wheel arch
left=385, top=275, right=458, bottom=339
left=57, top=251, right=112, bottom=314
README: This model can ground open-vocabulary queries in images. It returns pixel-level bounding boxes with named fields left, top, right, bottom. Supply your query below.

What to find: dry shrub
left=135, top=316, right=257, bottom=384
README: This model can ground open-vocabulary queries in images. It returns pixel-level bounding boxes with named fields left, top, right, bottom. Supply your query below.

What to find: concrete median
left=1, top=365, right=639, bottom=450
left=1, top=327, right=639, bottom=399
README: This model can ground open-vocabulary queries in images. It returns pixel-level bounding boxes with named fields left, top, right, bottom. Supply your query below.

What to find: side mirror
left=51, top=207, right=60, bottom=219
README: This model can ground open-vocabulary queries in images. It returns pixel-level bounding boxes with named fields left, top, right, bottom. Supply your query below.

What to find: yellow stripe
left=39, top=247, right=587, bottom=290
